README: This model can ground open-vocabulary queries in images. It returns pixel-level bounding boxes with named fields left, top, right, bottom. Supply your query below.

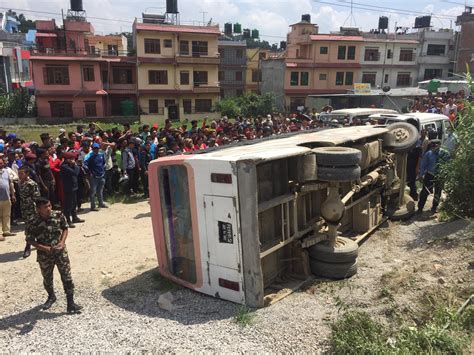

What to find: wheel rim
left=392, top=127, right=410, bottom=143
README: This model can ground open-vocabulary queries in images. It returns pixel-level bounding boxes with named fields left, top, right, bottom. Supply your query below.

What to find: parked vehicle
left=148, top=123, right=419, bottom=307
left=319, top=108, right=399, bottom=124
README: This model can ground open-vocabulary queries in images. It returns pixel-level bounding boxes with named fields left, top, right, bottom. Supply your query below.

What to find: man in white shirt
left=442, top=98, right=457, bottom=118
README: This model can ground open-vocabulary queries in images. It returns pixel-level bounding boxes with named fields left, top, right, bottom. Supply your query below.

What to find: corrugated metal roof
left=135, top=23, right=220, bottom=35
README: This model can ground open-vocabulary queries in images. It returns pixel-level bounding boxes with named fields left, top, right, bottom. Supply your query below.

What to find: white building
left=417, top=28, right=454, bottom=81
left=359, top=33, right=419, bottom=90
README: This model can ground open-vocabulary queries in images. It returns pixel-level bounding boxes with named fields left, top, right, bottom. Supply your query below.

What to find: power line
left=314, top=0, right=458, bottom=19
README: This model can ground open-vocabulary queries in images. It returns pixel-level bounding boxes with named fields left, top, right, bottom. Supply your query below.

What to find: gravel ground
left=0, top=199, right=472, bottom=352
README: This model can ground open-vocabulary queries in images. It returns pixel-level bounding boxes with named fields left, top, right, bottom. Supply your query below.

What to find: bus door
left=204, top=195, right=244, bottom=303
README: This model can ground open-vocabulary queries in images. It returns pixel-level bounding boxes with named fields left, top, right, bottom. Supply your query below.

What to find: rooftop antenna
left=200, top=11, right=207, bottom=26
left=342, top=0, right=357, bottom=27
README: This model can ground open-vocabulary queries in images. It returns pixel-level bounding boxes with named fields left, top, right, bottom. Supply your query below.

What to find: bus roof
left=191, top=126, right=388, bottom=162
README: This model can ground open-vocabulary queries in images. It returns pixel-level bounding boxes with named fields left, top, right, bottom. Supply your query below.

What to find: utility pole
left=200, top=11, right=207, bottom=26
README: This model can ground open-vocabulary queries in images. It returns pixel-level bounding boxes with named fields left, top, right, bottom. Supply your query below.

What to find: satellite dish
left=382, top=86, right=391, bottom=93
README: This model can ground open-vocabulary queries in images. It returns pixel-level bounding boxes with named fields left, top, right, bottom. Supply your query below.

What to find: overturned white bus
left=148, top=123, right=418, bottom=307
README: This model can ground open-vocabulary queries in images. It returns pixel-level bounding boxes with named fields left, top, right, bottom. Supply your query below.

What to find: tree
left=6, top=10, right=35, bottom=33
left=216, top=93, right=276, bottom=118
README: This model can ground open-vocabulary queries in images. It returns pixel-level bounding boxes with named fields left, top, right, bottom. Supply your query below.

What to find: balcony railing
left=31, top=47, right=135, bottom=57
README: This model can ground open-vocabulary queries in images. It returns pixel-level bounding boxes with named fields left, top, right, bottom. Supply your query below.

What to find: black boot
left=42, top=292, right=57, bottom=310
left=23, top=244, right=31, bottom=258
left=72, top=214, right=84, bottom=223
left=66, top=294, right=83, bottom=314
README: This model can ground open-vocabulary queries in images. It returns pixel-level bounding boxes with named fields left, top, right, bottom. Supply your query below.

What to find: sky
left=3, top=0, right=472, bottom=42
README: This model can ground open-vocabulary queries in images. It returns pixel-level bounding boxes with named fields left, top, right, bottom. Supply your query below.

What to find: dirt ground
left=0, top=199, right=472, bottom=352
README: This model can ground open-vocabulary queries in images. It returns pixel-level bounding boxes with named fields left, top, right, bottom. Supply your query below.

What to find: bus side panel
left=237, top=160, right=264, bottom=308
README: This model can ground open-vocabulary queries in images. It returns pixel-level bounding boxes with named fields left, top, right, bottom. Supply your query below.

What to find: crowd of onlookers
left=0, top=90, right=466, bottom=254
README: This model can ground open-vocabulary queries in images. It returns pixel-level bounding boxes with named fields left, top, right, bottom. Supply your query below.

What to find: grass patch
left=234, top=305, right=255, bottom=327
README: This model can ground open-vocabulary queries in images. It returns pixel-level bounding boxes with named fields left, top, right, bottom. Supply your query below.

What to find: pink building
left=31, top=18, right=137, bottom=120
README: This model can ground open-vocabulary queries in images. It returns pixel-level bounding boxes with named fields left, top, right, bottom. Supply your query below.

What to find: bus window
left=159, top=165, right=197, bottom=284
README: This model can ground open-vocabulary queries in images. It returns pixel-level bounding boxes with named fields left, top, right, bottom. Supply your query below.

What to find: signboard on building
left=354, top=83, right=371, bottom=95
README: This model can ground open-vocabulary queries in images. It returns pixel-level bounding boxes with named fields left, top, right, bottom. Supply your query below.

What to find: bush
left=215, top=93, right=276, bottom=118
left=438, top=73, right=474, bottom=219
left=0, top=88, right=34, bottom=118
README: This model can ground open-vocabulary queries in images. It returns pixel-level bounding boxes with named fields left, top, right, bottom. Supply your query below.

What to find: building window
left=347, top=46, right=356, bottom=60
left=396, top=73, right=411, bottom=87
left=337, top=46, right=346, bottom=60
left=144, top=38, right=161, bottom=54
left=183, top=99, right=192, bottom=114
left=164, top=99, right=175, bottom=107
left=107, top=45, right=118, bottom=55
left=335, top=72, right=344, bottom=85
left=290, top=97, right=305, bottom=112
left=319, top=73, right=327, bottom=80
left=193, top=71, right=208, bottom=86
left=424, top=68, right=443, bottom=80
left=149, top=99, right=158, bottom=114
left=192, top=41, right=208, bottom=56
left=387, top=49, right=393, bottom=59
left=320, top=46, right=328, bottom=54
left=112, top=67, right=133, bottom=84
left=300, top=72, right=309, bottom=86
left=179, top=41, right=189, bottom=55
left=427, top=44, right=446, bottom=56
left=148, top=70, right=168, bottom=85
left=345, top=72, right=354, bottom=85
left=84, top=101, right=97, bottom=117
left=364, top=48, right=380, bottom=61
left=180, top=71, right=190, bottom=85
left=399, top=49, right=414, bottom=61
left=164, top=39, right=172, bottom=48
left=290, top=71, right=299, bottom=86
left=43, top=65, right=69, bottom=85
left=218, top=71, right=224, bottom=81
left=384, top=74, right=389, bottom=83
left=236, top=49, right=243, bottom=58
left=83, top=66, right=95, bottom=81
left=50, top=101, right=72, bottom=117
left=218, top=48, right=225, bottom=58
left=362, top=72, right=377, bottom=86
left=195, top=99, right=212, bottom=112
left=235, top=71, right=243, bottom=81
left=252, top=69, right=262, bottom=82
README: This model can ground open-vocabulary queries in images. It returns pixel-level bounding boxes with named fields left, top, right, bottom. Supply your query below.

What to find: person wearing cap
left=60, top=152, right=84, bottom=227
left=0, top=156, right=16, bottom=241
left=417, top=139, right=443, bottom=213
left=84, top=143, right=107, bottom=211
left=55, top=128, right=66, bottom=146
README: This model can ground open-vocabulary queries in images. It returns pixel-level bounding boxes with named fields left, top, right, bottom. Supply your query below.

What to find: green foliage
left=0, top=88, right=34, bottom=118
left=233, top=305, right=255, bottom=327
left=438, top=72, right=474, bottom=218
left=216, top=93, right=276, bottom=118
left=331, top=310, right=468, bottom=354
left=6, top=10, right=35, bottom=33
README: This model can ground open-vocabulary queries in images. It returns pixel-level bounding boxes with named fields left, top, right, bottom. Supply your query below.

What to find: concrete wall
left=261, top=59, right=286, bottom=110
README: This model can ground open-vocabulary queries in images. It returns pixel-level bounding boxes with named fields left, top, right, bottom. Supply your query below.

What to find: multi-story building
left=133, top=19, right=221, bottom=123
left=218, top=39, right=246, bottom=98
left=31, top=18, right=137, bottom=119
left=455, top=7, right=474, bottom=75
left=417, top=29, right=454, bottom=81
left=360, top=33, right=419, bottom=89
left=245, top=47, right=267, bottom=94
left=285, top=15, right=363, bottom=111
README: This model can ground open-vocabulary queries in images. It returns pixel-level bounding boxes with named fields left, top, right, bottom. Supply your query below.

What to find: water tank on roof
left=224, top=23, right=232, bottom=35
left=233, top=23, right=242, bottom=34
left=414, top=16, right=431, bottom=28
left=243, top=28, right=250, bottom=39
left=166, top=0, right=178, bottom=14
left=70, top=0, right=83, bottom=11
left=251, top=29, right=259, bottom=39
left=378, top=16, right=388, bottom=30
left=301, top=14, right=311, bottom=23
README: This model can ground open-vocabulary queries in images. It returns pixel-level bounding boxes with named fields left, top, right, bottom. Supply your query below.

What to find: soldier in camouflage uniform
left=25, top=197, right=82, bottom=314
left=18, top=166, right=41, bottom=258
